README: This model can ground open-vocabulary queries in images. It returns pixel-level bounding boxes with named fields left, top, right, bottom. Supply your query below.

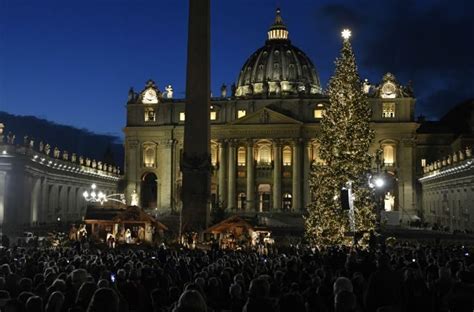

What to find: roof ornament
left=165, top=85, right=173, bottom=99
left=267, top=8, right=289, bottom=41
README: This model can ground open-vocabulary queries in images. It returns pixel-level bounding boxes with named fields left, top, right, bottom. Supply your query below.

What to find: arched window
left=288, top=64, right=296, bottom=80
left=141, top=172, right=158, bottom=209
left=144, top=107, right=156, bottom=122
left=257, top=64, right=264, bottom=81
left=383, top=145, right=395, bottom=166
left=273, top=63, right=280, bottom=80
left=283, top=146, right=292, bottom=166
left=237, top=147, right=246, bottom=166
left=245, top=66, right=252, bottom=84
left=143, top=144, right=156, bottom=168
left=258, top=145, right=272, bottom=165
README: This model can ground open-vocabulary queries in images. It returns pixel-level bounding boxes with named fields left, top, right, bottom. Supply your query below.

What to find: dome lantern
left=267, top=8, right=289, bottom=41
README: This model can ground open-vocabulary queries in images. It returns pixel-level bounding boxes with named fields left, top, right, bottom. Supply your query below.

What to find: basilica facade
left=123, top=9, right=420, bottom=223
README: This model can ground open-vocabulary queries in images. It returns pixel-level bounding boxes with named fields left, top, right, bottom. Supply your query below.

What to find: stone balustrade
left=0, top=130, right=121, bottom=179
left=423, top=146, right=473, bottom=174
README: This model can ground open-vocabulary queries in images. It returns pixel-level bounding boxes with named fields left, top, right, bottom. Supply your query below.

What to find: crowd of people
left=0, top=241, right=471, bottom=312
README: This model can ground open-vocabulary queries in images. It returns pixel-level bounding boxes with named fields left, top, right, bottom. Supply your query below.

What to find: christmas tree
left=306, top=30, right=376, bottom=246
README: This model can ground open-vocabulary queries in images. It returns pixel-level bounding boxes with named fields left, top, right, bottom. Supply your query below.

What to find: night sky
left=1, top=0, right=473, bottom=138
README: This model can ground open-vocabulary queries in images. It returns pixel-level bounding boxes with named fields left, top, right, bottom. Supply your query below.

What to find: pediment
left=231, top=107, right=303, bottom=125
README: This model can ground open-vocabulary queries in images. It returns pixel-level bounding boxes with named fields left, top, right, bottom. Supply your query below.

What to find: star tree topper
left=341, top=29, right=352, bottom=40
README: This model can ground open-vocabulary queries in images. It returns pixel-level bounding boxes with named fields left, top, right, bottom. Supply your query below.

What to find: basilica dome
left=235, top=9, right=322, bottom=98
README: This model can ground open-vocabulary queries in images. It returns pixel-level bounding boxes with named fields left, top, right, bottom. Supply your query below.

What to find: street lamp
left=374, top=177, right=385, bottom=188
left=83, top=184, right=126, bottom=205
left=369, top=173, right=385, bottom=230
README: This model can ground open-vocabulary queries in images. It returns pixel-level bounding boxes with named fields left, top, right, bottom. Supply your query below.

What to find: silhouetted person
left=172, top=290, right=207, bottom=312
left=364, top=254, right=401, bottom=312
left=86, top=288, right=119, bottom=312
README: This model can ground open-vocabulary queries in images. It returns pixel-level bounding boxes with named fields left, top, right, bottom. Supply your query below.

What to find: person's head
left=33, top=274, right=44, bottom=287
left=173, top=290, right=206, bottom=312
left=86, top=288, right=119, bottom=312
left=376, top=254, right=390, bottom=269
left=75, top=282, right=97, bottom=309
left=4, top=299, right=25, bottom=312
left=248, top=277, right=270, bottom=299
left=97, top=279, right=109, bottom=289
left=25, top=296, right=43, bottom=312
left=45, top=291, right=64, bottom=312
left=279, top=293, right=305, bottom=312
left=0, top=264, right=11, bottom=276
left=18, top=278, right=33, bottom=293
left=169, top=286, right=180, bottom=303
left=0, top=290, right=10, bottom=300
left=229, top=283, right=242, bottom=299
left=48, top=279, right=66, bottom=293
left=335, top=290, right=356, bottom=312
left=151, top=288, right=168, bottom=310
left=333, top=277, right=353, bottom=296
left=439, top=266, right=451, bottom=280
left=18, top=292, right=35, bottom=306
left=71, top=269, right=87, bottom=289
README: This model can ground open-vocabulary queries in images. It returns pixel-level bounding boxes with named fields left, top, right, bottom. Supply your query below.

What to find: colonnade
left=217, top=139, right=313, bottom=212
left=0, top=167, right=118, bottom=228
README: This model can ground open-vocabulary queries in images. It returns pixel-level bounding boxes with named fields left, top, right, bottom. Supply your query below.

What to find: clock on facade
left=142, top=88, right=158, bottom=104
left=381, top=82, right=397, bottom=99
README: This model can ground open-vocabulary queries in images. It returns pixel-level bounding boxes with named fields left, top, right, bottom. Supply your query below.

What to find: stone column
left=303, top=141, right=312, bottom=210
left=159, top=139, right=174, bottom=213
left=0, top=171, right=6, bottom=225
left=218, top=141, right=227, bottom=207
left=126, top=139, right=139, bottom=205
left=227, top=141, right=237, bottom=210
left=272, top=141, right=282, bottom=211
left=181, top=0, right=211, bottom=232
left=292, top=139, right=302, bottom=211
left=30, top=177, right=41, bottom=224
left=40, top=177, right=48, bottom=223
left=246, top=140, right=255, bottom=211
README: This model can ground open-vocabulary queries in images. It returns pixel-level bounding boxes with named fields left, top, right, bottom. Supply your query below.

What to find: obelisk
left=181, top=0, right=211, bottom=233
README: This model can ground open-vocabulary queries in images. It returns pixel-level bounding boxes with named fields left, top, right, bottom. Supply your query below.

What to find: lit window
left=237, top=110, right=246, bottom=119
left=421, top=158, right=426, bottom=167
left=314, top=109, right=324, bottom=119
left=237, top=147, right=246, bottom=166
left=179, top=112, right=185, bottom=121
left=282, top=146, right=292, bottom=166
left=144, top=108, right=156, bottom=122
left=283, top=193, right=292, bottom=210
left=314, top=104, right=325, bottom=119
left=382, top=103, right=395, bottom=118
left=210, top=111, right=217, bottom=120
left=143, top=144, right=156, bottom=168
left=258, top=145, right=272, bottom=165
left=383, top=145, right=395, bottom=166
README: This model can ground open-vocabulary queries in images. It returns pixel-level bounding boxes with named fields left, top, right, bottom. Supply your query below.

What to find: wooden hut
left=84, top=205, right=168, bottom=244
left=205, top=215, right=271, bottom=249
